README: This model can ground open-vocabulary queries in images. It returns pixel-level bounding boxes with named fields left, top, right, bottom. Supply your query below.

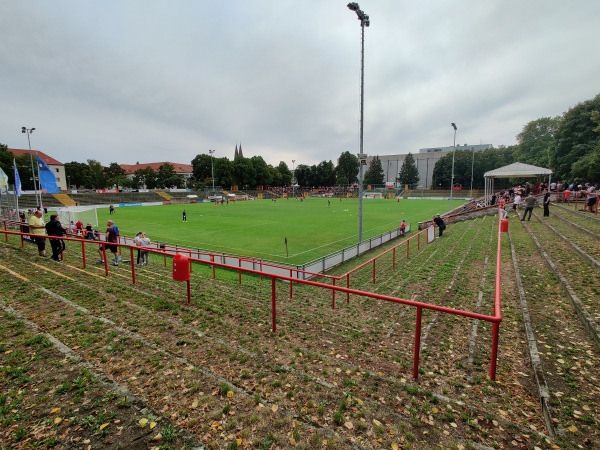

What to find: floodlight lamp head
left=451, top=123, right=457, bottom=131
left=22, top=126, right=26, bottom=133
left=347, top=3, right=359, bottom=12
left=31, top=128, right=35, bottom=132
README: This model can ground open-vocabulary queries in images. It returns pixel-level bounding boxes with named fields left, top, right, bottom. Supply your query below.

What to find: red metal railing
left=1, top=218, right=503, bottom=380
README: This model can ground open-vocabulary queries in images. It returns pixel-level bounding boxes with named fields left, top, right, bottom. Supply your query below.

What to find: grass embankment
left=1, top=203, right=598, bottom=448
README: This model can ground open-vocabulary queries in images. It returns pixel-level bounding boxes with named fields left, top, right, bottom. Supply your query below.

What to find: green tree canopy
left=336, top=151, right=359, bottom=185
left=552, top=93, right=600, bottom=181
left=64, top=161, right=93, bottom=189
left=396, top=153, right=419, bottom=187
left=515, top=117, right=560, bottom=168
left=364, top=156, right=385, bottom=185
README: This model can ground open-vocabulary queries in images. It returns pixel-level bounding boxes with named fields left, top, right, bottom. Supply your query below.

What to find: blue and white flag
left=36, top=156, right=60, bottom=194
left=14, top=159, right=22, bottom=197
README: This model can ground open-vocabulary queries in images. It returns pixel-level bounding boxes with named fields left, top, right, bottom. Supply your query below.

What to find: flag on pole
left=14, top=159, right=22, bottom=197
left=36, top=156, right=60, bottom=194
left=0, top=167, right=8, bottom=193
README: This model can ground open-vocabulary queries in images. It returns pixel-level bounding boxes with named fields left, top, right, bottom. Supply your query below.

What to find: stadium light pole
left=22, top=126, right=41, bottom=208
left=470, top=147, right=475, bottom=199
left=291, top=160, right=296, bottom=198
left=450, top=123, right=457, bottom=210
left=208, top=149, right=215, bottom=194
left=347, top=2, right=369, bottom=243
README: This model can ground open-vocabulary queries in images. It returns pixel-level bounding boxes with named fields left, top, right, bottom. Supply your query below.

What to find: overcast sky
left=1, top=1, right=599, bottom=169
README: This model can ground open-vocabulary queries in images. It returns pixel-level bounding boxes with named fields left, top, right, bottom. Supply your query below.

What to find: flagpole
left=13, top=159, right=21, bottom=214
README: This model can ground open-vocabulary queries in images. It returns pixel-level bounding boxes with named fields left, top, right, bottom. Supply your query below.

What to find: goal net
left=363, top=192, right=384, bottom=199
left=56, top=205, right=99, bottom=228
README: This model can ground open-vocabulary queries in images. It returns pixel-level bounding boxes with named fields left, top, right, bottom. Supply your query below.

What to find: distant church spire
left=238, top=143, right=243, bottom=158
left=234, top=144, right=239, bottom=160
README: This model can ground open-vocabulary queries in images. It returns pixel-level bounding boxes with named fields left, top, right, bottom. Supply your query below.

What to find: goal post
left=56, top=205, right=99, bottom=228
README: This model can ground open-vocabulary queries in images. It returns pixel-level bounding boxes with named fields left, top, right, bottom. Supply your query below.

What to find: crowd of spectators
left=489, top=180, right=598, bottom=213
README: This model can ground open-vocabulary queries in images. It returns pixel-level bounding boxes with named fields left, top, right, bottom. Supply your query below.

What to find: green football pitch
left=94, top=198, right=461, bottom=265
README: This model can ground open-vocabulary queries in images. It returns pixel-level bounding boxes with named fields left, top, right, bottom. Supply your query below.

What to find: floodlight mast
left=347, top=2, right=369, bottom=243
left=22, top=126, right=41, bottom=208
left=450, top=123, right=457, bottom=210
left=208, top=149, right=216, bottom=193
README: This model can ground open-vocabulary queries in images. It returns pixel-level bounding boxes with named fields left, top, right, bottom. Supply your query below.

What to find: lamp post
left=21, top=126, right=41, bottom=208
left=208, top=149, right=215, bottom=194
left=347, top=2, right=370, bottom=243
left=450, top=123, right=457, bottom=210
left=291, top=160, right=296, bottom=198
left=470, top=148, right=475, bottom=199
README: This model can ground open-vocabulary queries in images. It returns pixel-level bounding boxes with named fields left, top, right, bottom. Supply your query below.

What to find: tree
left=0, top=144, right=13, bottom=177
left=191, top=154, right=213, bottom=185
left=250, top=156, right=272, bottom=187
left=214, top=157, right=233, bottom=188
left=133, top=167, right=157, bottom=189
left=104, top=162, right=126, bottom=189
left=315, top=160, right=336, bottom=186
left=156, top=163, right=182, bottom=188
left=397, top=152, right=420, bottom=187
left=514, top=117, right=560, bottom=168
left=552, top=94, right=600, bottom=181
left=336, top=151, right=359, bottom=185
left=232, top=157, right=256, bottom=188
left=88, top=160, right=106, bottom=189
left=294, top=164, right=312, bottom=187
left=64, top=161, right=93, bottom=189
left=364, top=156, right=385, bottom=186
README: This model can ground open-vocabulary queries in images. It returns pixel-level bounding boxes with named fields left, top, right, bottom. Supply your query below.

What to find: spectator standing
left=105, top=220, right=120, bottom=266
left=45, top=214, right=67, bottom=261
left=585, top=184, right=597, bottom=213
left=182, top=209, right=187, bottom=222
left=521, top=193, right=537, bottom=221
left=109, top=205, right=115, bottom=214
left=513, top=192, right=522, bottom=216
left=138, top=232, right=152, bottom=265
left=543, top=192, right=551, bottom=217
left=134, top=232, right=143, bottom=264
left=432, top=215, right=446, bottom=238
left=28, top=210, right=47, bottom=257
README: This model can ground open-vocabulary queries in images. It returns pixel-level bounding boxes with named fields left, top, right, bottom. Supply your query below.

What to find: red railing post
left=418, top=233, right=421, bottom=250
left=346, top=274, right=350, bottom=303
left=81, top=239, right=87, bottom=269
left=406, top=239, right=410, bottom=259
left=211, top=255, right=216, bottom=279
left=238, top=260, right=242, bottom=284
left=392, top=247, right=396, bottom=270
left=372, top=259, right=376, bottom=284
left=332, top=278, right=336, bottom=309
left=413, top=306, right=423, bottom=379
left=130, top=246, right=136, bottom=284
left=289, top=269, right=293, bottom=298
left=490, top=322, right=499, bottom=380
left=186, top=279, right=191, bottom=304
left=3, top=221, right=7, bottom=242
left=271, top=277, right=277, bottom=332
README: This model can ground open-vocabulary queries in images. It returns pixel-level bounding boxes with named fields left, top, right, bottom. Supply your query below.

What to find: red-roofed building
left=8, top=148, right=67, bottom=191
left=120, top=162, right=193, bottom=185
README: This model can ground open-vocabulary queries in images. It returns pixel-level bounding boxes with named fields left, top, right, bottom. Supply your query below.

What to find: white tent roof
left=484, top=162, right=552, bottom=178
